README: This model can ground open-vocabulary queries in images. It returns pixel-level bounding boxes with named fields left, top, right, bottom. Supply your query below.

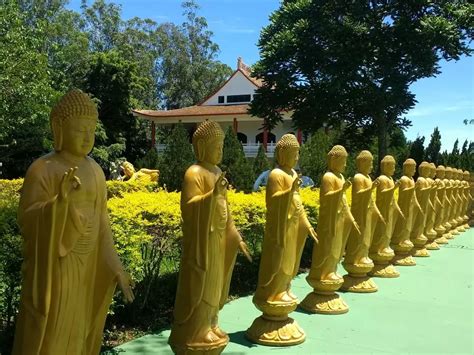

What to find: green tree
left=253, top=144, right=271, bottom=176
left=408, top=136, right=426, bottom=167
left=0, top=2, right=58, bottom=178
left=157, top=1, right=233, bottom=109
left=221, top=127, right=254, bottom=192
left=250, top=0, right=473, bottom=164
left=425, top=127, right=442, bottom=165
left=159, top=124, right=194, bottom=191
left=299, top=130, right=336, bottom=186
left=447, top=139, right=460, bottom=167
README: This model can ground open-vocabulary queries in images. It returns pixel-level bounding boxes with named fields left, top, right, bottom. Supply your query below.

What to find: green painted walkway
left=111, top=229, right=473, bottom=354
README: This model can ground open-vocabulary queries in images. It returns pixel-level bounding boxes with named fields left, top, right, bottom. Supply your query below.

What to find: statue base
left=435, top=235, right=448, bottom=244
left=169, top=336, right=228, bottom=355
left=246, top=315, right=305, bottom=346
left=425, top=241, right=440, bottom=250
left=368, top=263, right=400, bottom=278
left=412, top=246, right=430, bottom=257
left=456, top=225, right=466, bottom=233
left=340, top=274, right=377, bottom=293
left=299, top=291, right=348, bottom=314
left=444, top=231, right=454, bottom=240
left=392, top=253, right=416, bottom=266
left=463, top=223, right=470, bottom=229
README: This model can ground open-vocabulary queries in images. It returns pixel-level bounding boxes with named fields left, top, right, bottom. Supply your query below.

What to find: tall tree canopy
left=425, top=127, right=442, bottom=165
left=250, top=0, right=473, bottom=163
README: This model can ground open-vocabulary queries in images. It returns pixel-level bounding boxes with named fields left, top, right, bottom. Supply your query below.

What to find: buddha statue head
left=122, top=161, right=136, bottom=178
left=464, top=170, right=470, bottom=182
left=436, top=165, right=446, bottom=179
left=380, top=155, right=396, bottom=176
left=275, top=134, right=300, bottom=169
left=327, top=145, right=348, bottom=174
left=445, top=167, right=453, bottom=179
left=429, top=163, right=436, bottom=179
left=355, top=150, right=373, bottom=175
left=192, top=120, right=225, bottom=165
left=418, top=161, right=431, bottom=178
left=457, top=169, right=463, bottom=180
left=402, top=158, right=416, bottom=178
left=50, top=89, right=98, bottom=156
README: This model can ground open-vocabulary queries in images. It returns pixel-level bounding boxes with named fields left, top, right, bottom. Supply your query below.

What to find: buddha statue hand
left=59, top=167, right=81, bottom=201
left=352, top=219, right=362, bottom=237
left=239, top=240, right=253, bottom=263
left=308, top=227, right=319, bottom=244
left=343, top=178, right=352, bottom=191
left=214, top=172, right=228, bottom=196
left=291, top=174, right=302, bottom=192
left=372, top=178, right=380, bottom=190
left=116, top=271, right=135, bottom=304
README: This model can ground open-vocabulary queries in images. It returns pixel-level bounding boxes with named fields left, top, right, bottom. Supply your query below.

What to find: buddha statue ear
left=51, top=119, right=63, bottom=151
left=196, top=139, right=206, bottom=162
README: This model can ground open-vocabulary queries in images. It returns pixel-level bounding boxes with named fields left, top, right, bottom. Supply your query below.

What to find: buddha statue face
left=436, top=165, right=445, bottom=179
left=60, top=116, right=96, bottom=157
left=403, top=159, right=416, bottom=177
left=418, top=162, right=430, bottom=178
left=50, top=89, right=98, bottom=157
left=122, top=162, right=136, bottom=177
left=356, top=150, right=373, bottom=175
left=275, top=134, right=300, bottom=169
left=445, top=167, right=452, bottom=179
left=327, top=145, right=348, bottom=174
left=380, top=155, right=396, bottom=176
left=192, top=120, right=225, bottom=165
left=429, top=163, right=436, bottom=178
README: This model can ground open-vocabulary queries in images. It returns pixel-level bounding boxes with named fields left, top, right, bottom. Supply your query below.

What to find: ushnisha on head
left=403, top=158, right=416, bottom=177
left=355, top=150, right=373, bottom=174
left=192, top=120, right=225, bottom=165
left=418, top=161, right=431, bottom=177
left=436, top=165, right=446, bottom=179
left=327, top=145, right=348, bottom=174
left=275, top=134, right=300, bottom=168
left=50, top=89, right=98, bottom=153
left=380, top=155, right=396, bottom=176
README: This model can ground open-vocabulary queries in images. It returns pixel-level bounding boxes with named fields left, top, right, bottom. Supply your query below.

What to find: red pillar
left=151, top=121, right=156, bottom=148
left=263, top=126, right=268, bottom=152
left=233, top=117, right=238, bottom=133
left=297, top=128, right=302, bottom=144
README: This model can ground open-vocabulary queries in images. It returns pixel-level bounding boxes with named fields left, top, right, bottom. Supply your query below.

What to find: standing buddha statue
left=433, top=165, right=448, bottom=244
left=301, top=145, right=361, bottom=315
left=424, top=163, right=440, bottom=250
left=246, top=134, right=318, bottom=346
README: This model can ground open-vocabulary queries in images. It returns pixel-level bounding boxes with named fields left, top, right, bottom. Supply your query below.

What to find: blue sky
left=68, top=0, right=473, bottom=152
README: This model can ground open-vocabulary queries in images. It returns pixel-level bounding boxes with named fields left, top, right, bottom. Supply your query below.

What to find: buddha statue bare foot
left=212, top=326, right=227, bottom=339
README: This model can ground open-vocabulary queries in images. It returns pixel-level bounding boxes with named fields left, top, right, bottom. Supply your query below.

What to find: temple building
left=132, top=58, right=301, bottom=157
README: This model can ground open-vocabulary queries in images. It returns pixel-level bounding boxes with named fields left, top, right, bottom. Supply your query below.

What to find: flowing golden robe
left=169, top=164, right=240, bottom=346
left=253, top=169, right=310, bottom=303
left=307, top=173, right=351, bottom=281
left=434, top=179, right=446, bottom=234
left=410, top=179, right=430, bottom=244
left=392, top=180, right=415, bottom=249
left=13, top=153, right=119, bottom=355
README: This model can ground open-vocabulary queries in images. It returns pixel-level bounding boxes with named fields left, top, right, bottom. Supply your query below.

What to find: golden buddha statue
left=424, top=163, right=439, bottom=250
left=368, top=155, right=402, bottom=277
left=121, top=161, right=159, bottom=183
left=246, top=134, right=318, bottom=346
left=469, top=172, right=474, bottom=226
left=341, top=150, right=381, bottom=293
left=12, top=90, right=134, bottom=355
left=445, top=167, right=460, bottom=236
left=433, top=165, right=448, bottom=244
left=454, top=169, right=466, bottom=233
left=442, top=167, right=454, bottom=238
left=301, top=145, right=361, bottom=315
left=410, top=161, right=432, bottom=257
left=168, top=120, right=252, bottom=355
left=461, top=170, right=471, bottom=229
left=391, top=159, right=418, bottom=266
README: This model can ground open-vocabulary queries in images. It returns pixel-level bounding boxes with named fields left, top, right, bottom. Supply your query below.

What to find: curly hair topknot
left=436, top=165, right=445, bottom=171
left=50, top=89, right=98, bottom=124
left=356, top=150, right=373, bottom=163
left=327, top=145, right=348, bottom=158
left=276, top=134, right=299, bottom=151
left=403, top=158, right=416, bottom=167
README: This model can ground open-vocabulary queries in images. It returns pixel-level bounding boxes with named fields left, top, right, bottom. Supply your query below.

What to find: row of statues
left=12, top=90, right=473, bottom=354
